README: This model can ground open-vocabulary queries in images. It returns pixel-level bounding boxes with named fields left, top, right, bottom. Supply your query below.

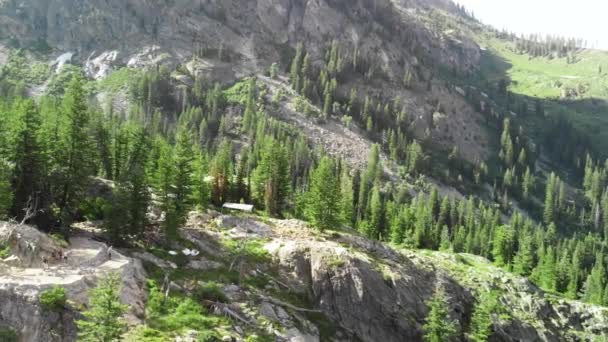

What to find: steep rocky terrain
left=0, top=0, right=490, bottom=162
left=3, top=0, right=608, bottom=341
left=2, top=213, right=608, bottom=341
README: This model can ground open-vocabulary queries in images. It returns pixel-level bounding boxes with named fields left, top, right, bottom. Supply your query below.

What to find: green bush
left=49, top=233, right=69, bottom=249
left=196, top=282, right=228, bottom=303
left=0, top=327, right=17, bottom=342
left=146, top=281, right=226, bottom=336
left=0, top=244, right=10, bottom=259
left=40, top=286, right=67, bottom=312
left=79, top=197, right=107, bottom=221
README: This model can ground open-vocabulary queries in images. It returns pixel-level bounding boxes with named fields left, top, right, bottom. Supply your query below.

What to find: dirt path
left=0, top=237, right=127, bottom=287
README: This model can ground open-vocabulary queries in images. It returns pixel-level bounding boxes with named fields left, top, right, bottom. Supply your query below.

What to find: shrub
left=196, top=282, right=228, bottom=303
left=0, top=243, right=10, bottom=259
left=40, top=286, right=67, bottom=312
left=0, top=327, right=17, bottom=342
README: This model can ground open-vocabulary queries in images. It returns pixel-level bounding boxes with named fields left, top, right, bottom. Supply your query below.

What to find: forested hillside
left=2, top=0, right=608, bottom=341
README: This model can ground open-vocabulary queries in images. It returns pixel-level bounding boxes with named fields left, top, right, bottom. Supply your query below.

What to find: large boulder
left=0, top=222, right=61, bottom=268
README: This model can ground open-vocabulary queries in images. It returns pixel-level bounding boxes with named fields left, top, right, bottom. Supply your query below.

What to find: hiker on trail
left=58, top=250, right=63, bottom=260
left=42, top=256, right=48, bottom=270
left=107, top=246, right=113, bottom=260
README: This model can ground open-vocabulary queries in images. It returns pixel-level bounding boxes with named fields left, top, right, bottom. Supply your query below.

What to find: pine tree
left=242, top=77, right=257, bottom=132
left=289, top=43, right=304, bottom=93
left=76, top=273, right=128, bottom=342
left=0, top=160, right=12, bottom=219
left=211, top=140, right=233, bottom=205
left=105, top=128, right=151, bottom=243
left=468, top=291, right=498, bottom=342
left=269, top=63, right=279, bottom=79
left=358, top=144, right=381, bottom=220
left=11, top=99, right=47, bottom=221
left=543, top=173, right=556, bottom=225
left=439, top=226, right=451, bottom=251
left=423, top=289, right=458, bottom=342
left=407, top=140, right=423, bottom=174
left=191, top=150, right=211, bottom=207
left=513, top=228, right=534, bottom=276
left=583, top=253, right=606, bottom=305
left=566, top=244, right=582, bottom=299
left=56, top=77, right=96, bottom=231
left=492, top=225, right=515, bottom=267
left=535, top=246, right=557, bottom=292
left=305, top=157, right=341, bottom=231
left=171, top=127, right=195, bottom=224
left=366, top=184, right=384, bottom=239
left=252, top=138, right=289, bottom=216
left=339, top=168, right=355, bottom=227
left=522, top=167, right=534, bottom=201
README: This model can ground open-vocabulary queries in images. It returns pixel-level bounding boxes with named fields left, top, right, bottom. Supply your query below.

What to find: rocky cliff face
left=267, top=229, right=608, bottom=342
left=183, top=212, right=608, bottom=342
left=2, top=214, right=608, bottom=341
left=0, top=0, right=479, bottom=72
left=0, top=0, right=490, bottom=162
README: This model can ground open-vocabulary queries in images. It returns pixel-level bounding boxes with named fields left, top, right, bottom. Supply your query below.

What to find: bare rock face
left=265, top=229, right=608, bottom=342
left=270, top=238, right=472, bottom=341
left=0, top=0, right=490, bottom=161
left=0, top=221, right=61, bottom=268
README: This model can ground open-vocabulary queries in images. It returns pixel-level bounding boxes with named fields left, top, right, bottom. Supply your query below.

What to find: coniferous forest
left=3, top=0, right=608, bottom=341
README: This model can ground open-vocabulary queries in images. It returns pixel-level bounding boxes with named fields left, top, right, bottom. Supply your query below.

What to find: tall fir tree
left=11, top=99, right=47, bottom=222
left=582, top=253, right=606, bottom=305
left=423, top=289, right=458, bottom=342
left=305, top=157, right=341, bottom=230
left=76, top=273, right=128, bottom=342
left=339, top=168, right=355, bottom=227
left=252, top=138, right=290, bottom=216
left=56, top=77, right=96, bottom=231
left=468, top=291, right=498, bottom=342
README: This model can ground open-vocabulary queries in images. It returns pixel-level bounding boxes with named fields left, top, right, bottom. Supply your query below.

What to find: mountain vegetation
left=2, top=0, right=608, bottom=340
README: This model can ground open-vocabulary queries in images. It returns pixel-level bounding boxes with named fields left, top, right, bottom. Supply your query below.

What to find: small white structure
left=222, top=203, right=254, bottom=213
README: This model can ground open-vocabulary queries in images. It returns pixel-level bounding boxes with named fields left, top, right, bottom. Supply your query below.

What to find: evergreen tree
left=171, top=127, right=195, bottom=227
left=522, top=167, right=534, bottom=201
left=423, top=289, right=458, bottom=342
left=583, top=253, right=606, bottom=305
left=289, top=43, right=304, bottom=93
left=439, top=226, right=451, bottom=251
left=191, top=151, right=210, bottom=207
left=533, top=246, right=557, bottom=292
left=242, top=77, right=258, bottom=132
left=0, top=160, right=12, bottom=219
left=366, top=184, right=384, bottom=240
left=305, top=157, right=341, bottom=230
left=105, top=128, right=150, bottom=243
left=211, top=140, right=233, bottom=205
left=358, top=144, right=381, bottom=220
left=492, top=225, right=515, bottom=267
left=513, top=228, right=534, bottom=276
left=566, top=244, right=582, bottom=299
left=468, top=291, right=498, bottom=342
left=76, top=273, right=128, bottom=342
left=252, top=138, right=289, bottom=216
left=11, top=99, right=46, bottom=221
left=339, top=168, right=355, bottom=226
left=543, top=173, right=556, bottom=225
left=56, top=77, right=96, bottom=231
left=269, top=63, right=279, bottom=79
